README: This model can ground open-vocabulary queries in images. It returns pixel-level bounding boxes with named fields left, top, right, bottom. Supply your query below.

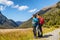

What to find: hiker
left=32, top=14, right=38, bottom=38
left=37, top=14, right=44, bottom=37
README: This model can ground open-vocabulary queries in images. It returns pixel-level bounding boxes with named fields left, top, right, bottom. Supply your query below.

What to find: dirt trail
left=0, top=28, right=60, bottom=40
left=34, top=29, right=60, bottom=40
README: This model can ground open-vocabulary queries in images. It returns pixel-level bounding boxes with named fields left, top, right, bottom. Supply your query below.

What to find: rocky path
left=34, top=29, right=60, bottom=40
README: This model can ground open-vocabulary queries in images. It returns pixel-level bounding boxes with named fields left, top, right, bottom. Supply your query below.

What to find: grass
left=59, top=32, right=60, bottom=40
left=0, top=27, right=58, bottom=40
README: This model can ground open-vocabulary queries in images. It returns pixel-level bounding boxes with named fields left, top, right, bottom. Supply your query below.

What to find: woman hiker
left=32, top=14, right=38, bottom=38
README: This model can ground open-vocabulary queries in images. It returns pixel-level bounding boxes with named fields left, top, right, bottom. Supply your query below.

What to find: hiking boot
left=38, top=35, right=43, bottom=37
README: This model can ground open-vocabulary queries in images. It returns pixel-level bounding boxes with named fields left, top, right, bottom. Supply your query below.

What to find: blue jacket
left=32, top=17, right=38, bottom=26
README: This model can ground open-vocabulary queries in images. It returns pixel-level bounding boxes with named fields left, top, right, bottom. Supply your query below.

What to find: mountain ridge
left=19, top=1, right=60, bottom=28
left=0, top=11, right=18, bottom=29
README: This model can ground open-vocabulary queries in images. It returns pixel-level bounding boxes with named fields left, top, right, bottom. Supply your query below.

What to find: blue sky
left=0, top=0, right=60, bottom=22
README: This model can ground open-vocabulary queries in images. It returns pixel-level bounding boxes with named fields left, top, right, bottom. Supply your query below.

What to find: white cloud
left=0, top=0, right=29, bottom=11
left=0, top=0, right=14, bottom=6
left=0, top=6, right=3, bottom=11
left=0, top=0, right=6, bottom=4
left=0, top=0, right=14, bottom=11
left=18, top=6, right=29, bottom=11
left=28, top=9, right=37, bottom=12
left=12, top=5, right=19, bottom=8
left=5, top=1, right=14, bottom=6
left=12, top=5, right=29, bottom=11
left=0, top=6, right=6, bottom=11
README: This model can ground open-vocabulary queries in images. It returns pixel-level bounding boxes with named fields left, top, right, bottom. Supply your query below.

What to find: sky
left=0, top=0, right=60, bottom=22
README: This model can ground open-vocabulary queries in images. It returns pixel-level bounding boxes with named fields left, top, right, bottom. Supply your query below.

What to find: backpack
left=39, top=17, right=44, bottom=25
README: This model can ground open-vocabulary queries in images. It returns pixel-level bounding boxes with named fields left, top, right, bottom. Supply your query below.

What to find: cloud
left=28, top=9, right=37, bottom=12
left=0, top=6, right=3, bottom=11
left=18, top=6, right=29, bottom=11
left=0, top=6, right=6, bottom=11
left=0, top=0, right=14, bottom=6
left=5, top=1, right=14, bottom=6
left=12, top=5, right=19, bottom=8
left=0, top=0, right=29, bottom=11
left=12, top=5, right=29, bottom=11
left=0, top=0, right=14, bottom=11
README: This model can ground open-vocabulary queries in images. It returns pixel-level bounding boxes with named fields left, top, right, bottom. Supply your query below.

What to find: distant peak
left=0, top=11, right=2, bottom=14
left=57, top=1, right=60, bottom=3
left=0, top=11, right=3, bottom=15
left=0, top=11, right=1, bottom=13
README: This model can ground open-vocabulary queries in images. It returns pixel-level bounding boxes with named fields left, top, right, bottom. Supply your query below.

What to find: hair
left=37, top=14, right=40, bottom=15
left=33, top=14, right=36, bottom=18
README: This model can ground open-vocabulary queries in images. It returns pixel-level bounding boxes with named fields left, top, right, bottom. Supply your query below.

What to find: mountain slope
left=0, top=11, right=18, bottom=29
left=16, top=21, right=23, bottom=26
left=19, top=1, right=60, bottom=28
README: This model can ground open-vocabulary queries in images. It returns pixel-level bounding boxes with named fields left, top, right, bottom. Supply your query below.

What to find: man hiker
left=37, top=14, right=44, bottom=37
left=32, top=14, right=38, bottom=38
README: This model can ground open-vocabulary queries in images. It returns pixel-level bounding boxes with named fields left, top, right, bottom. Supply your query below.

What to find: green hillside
left=19, top=1, right=60, bottom=28
left=19, top=18, right=32, bottom=28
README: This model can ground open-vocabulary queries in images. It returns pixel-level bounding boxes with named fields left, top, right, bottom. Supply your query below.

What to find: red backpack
left=39, top=17, right=44, bottom=25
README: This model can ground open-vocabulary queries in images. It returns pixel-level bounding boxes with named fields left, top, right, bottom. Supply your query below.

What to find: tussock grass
left=0, top=27, right=57, bottom=40
left=59, top=32, right=60, bottom=40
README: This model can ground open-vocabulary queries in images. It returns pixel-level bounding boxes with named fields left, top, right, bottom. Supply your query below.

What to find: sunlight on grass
left=0, top=29, right=33, bottom=40
left=0, top=27, right=58, bottom=40
left=43, top=26, right=56, bottom=34
left=59, top=32, right=60, bottom=40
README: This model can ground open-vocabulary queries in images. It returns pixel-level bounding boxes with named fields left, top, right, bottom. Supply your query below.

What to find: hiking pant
left=33, top=22, right=38, bottom=37
left=33, top=26, right=37, bottom=37
left=38, top=24, right=43, bottom=36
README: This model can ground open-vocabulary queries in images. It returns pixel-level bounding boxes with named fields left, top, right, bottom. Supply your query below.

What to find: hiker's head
left=36, top=14, right=39, bottom=17
left=36, top=14, right=42, bottom=18
left=37, top=14, right=40, bottom=16
left=33, top=14, right=36, bottom=18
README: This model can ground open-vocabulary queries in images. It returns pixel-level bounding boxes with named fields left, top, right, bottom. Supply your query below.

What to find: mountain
left=16, top=21, right=23, bottom=26
left=19, top=1, right=60, bottom=28
left=0, top=11, right=18, bottom=29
